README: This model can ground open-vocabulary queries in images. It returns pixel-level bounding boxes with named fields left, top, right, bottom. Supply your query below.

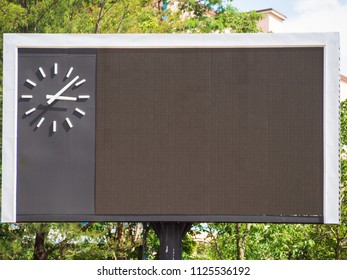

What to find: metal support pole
left=151, top=222, right=192, bottom=260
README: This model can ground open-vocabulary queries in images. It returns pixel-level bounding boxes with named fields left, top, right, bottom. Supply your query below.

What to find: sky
left=231, top=0, right=347, bottom=74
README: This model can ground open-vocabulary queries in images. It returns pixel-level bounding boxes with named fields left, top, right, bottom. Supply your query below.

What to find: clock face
left=16, top=49, right=96, bottom=215
left=18, top=49, right=95, bottom=135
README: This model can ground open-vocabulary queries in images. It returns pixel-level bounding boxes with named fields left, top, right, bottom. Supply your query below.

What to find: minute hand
left=47, top=76, right=79, bottom=105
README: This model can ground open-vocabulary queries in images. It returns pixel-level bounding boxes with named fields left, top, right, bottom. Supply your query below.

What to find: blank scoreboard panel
left=1, top=34, right=340, bottom=223
left=95, top=48, right=323, bottom=217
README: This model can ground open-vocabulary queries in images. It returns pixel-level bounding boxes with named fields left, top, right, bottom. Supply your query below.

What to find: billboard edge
left=323, top=32, right=340, bottom=224
left=1, top=33, right=341, bottom=224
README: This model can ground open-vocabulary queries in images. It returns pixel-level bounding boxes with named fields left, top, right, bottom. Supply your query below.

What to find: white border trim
left=1, top=33, right=340, bottom=223
left=2, top=34, right=18, bottom=222
left=0, top=33, right=335, bottom=49
left=323, top=33, right=340, bottom=224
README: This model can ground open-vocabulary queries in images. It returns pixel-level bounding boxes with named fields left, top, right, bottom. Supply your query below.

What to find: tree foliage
left=0, top=0, right=261, bottom=34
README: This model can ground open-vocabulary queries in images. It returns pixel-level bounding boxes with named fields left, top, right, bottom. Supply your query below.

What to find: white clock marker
left=26, top=79, right=36, bottom=87
left=75, top=108, right=85, bottom=116
left=53, top=121, right=57, bottom=132
left=75, top=79, right=86, bottom=87
left=39, top=67, right=46, bottom=78
left=66, top=118, right=73, bottom=128
left=25, top=107, right=36, bottom=115
left=54, top=63, right=58, bottom=75
left=78, top=95, right=90, bottom=100
left=66, top=67, right=73, bottom=78
left=21, top=95, right=33, bottom=99
left=37, top=117, right=45, bottom=128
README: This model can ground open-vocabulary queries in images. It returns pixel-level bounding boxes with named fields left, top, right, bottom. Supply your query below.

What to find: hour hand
left=47, top=75, right=79, bottom=104
left=46, top=95, right=77, bottom=101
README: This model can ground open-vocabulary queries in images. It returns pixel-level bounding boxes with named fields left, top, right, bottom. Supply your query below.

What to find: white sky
left=231, top=0, right=347, bottom=74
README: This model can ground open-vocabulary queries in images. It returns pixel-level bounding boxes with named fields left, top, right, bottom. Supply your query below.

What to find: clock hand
left=47, top=75, right=79, bottom=105
left=46, top=95, right=77, bottom=101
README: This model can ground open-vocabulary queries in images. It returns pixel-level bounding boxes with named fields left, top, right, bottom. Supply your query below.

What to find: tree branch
left=95, top=0, right=118, bottom=33
left=95, top=0, right=108, bottom=33
left=209, top=226, right=223, bottom=259
left=116, top=4, right=129, bottom=33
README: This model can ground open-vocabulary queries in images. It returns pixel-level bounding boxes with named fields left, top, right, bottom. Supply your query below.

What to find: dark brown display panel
left=95, top=48, right=324, bottom=218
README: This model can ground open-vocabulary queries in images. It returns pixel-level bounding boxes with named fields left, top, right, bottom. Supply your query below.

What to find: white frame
left=1, top=33, right=340, bottom=223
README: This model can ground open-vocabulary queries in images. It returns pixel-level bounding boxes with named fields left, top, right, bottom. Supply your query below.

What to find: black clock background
left=17, top=49, right=96, bottom=217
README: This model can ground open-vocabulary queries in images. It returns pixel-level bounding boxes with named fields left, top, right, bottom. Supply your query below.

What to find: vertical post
left=151, top=222, right=192, bottom=260
left=142, top=222, right=148, bottom=260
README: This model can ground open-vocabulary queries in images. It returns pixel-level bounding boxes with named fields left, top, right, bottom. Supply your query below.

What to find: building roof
left=257, top=8, right=287, bottom=21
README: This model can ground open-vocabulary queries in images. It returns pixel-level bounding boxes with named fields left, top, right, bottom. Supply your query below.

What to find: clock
left=18, top=49, right=96, bottom=135
left=16, top=48, right=96, bottom=215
